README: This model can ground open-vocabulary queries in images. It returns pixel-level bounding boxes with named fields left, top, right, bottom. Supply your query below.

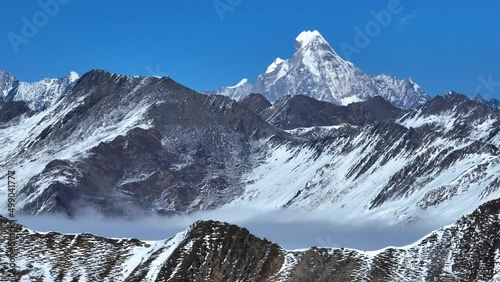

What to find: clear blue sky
left=1, top=0, right=499, bottom=99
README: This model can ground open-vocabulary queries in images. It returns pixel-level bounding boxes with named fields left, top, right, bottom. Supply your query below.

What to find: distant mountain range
left=0, top=70, right=79, bottom=111
left=475, top=93, right=500, bottom=111
left=210, top=30, right=430, bottom=109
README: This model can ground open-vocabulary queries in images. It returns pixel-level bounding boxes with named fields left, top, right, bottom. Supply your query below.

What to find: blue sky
left=1, top=0, right=499, bottom=99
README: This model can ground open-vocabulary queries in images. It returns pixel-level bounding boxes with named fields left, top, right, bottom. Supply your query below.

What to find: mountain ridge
left=0, top=70, right=79, bottom=111
left=1, top=197, right=499, bottom=281
left=0, top=69, right=498, bottom=227
left=241, top=94, right=405, bottom=130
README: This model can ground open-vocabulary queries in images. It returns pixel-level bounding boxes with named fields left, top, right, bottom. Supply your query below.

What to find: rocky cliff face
left=0, top=101, right=33, bottom=124
left=1, top=198, right=499, bottom=281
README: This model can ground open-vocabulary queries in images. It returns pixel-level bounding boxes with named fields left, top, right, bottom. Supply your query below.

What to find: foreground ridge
left=1, top=198, right=499, bottom=281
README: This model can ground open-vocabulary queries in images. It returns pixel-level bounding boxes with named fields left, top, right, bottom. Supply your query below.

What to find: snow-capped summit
left=265, top=57, right=286, bottom=74
left=211, top=77, right=253, bottom=101
left=230, top=78, right=249, bottom=88
left=211, top=30, right=430, bottom=109
left=68, top=71, right=80, bottom=82
left=294, top=30, right=330, bottom=50
left=0, top=70, right=79, bottom=111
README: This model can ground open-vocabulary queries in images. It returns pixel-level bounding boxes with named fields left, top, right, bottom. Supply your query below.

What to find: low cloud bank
left=16, top=207, right=454, bottom=251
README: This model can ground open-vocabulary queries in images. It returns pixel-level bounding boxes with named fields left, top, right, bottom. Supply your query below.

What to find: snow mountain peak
left=0, top=70, right=80, bottom=111
left=230, top=78, right=250, bottom=88
left=211, top=30, right=430, bottom=109
left=68, top=71, right=80, bottom=82
left=265, top=57, right=286, bottom=74
left=295, top=30, right=330, bottom=50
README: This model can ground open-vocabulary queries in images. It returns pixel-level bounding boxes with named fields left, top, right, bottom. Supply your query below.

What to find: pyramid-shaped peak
left=265, top=57, right=287, bottom=74
left=295, top=30, right=329, bottom=49
left=296, top=30, right=324, bottom=43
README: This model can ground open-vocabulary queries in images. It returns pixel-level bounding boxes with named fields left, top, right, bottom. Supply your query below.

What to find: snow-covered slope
left=0, top=70, right=79, bottom=111
left=212, top=30, right=430, bottom=109
left=2, top=198, right=499, bottom=281
left=226, top=93, right=500, bottom=224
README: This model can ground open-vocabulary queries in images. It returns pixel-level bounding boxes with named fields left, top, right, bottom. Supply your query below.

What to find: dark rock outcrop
left=239, top=93, right=272, bottom=114
left=0, top=101, right=33, bottom=123
left=258, top=95, right=404, bottom=130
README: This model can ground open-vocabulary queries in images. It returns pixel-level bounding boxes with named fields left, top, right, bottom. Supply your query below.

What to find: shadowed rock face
left=475, top=94, right=500, bottom=111
left=254, top=95, right=404, bottom=130
left=239, top=93, right=272, bottom=114
left=420, top=92, right=492, bottom=117
left=1, top=198, right=499, bottom=281
left=0, top=101, right=32, bottom=123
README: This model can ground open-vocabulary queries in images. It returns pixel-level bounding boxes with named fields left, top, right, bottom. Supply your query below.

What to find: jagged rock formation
left=475, top=93, right=500, bottom=111
left=239, top=93, right=272, bottom=115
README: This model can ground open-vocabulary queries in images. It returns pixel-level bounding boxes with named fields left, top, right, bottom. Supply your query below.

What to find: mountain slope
left=0, top=100, right=33, bottom=123
left=212, top=30, right=430, bottom=109
left=0, top=70, right=79, bottom=111
left=0, top=68, right=498, bottom=227
left=227, top=93, right=500, bottom=223
left=0, top=70, right=16, bottom=97
left=1, top=198, right=499, bottom=281
left=0, top=70, right=278, bottom=217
